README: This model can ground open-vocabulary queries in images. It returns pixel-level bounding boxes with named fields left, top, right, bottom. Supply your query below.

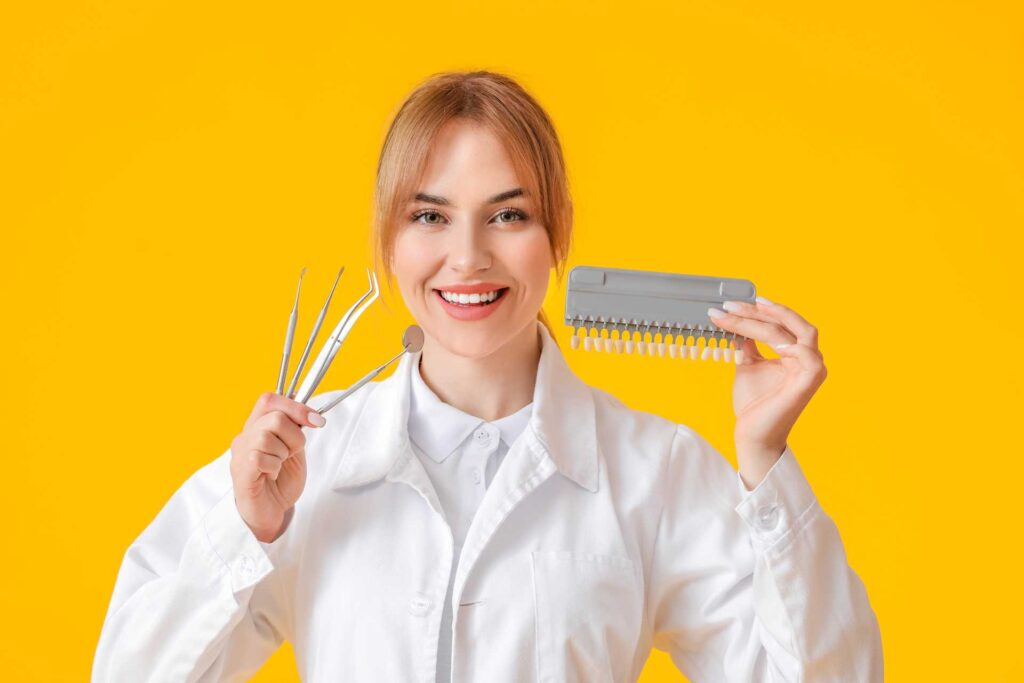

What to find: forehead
left=415, top=119, right=528, bottom=201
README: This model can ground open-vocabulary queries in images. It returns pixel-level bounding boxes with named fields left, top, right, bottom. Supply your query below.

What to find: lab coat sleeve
left=647, top=424, right=883, bottom=682
left=92, top=447, right=294, bottom=683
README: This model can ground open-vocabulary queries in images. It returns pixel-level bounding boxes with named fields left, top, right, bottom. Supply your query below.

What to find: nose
left=447, top=223, right=491, bottom=273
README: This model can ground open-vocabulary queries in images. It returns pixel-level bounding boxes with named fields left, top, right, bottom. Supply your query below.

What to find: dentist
left=93, top=70, right=883, bottom=682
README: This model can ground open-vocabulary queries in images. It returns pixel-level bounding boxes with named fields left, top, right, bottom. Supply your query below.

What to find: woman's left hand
left=707, top=297, right=828, bottom=487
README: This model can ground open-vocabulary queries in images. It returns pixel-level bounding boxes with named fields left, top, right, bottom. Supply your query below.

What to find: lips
left=434, top=286, right=509, bottom=321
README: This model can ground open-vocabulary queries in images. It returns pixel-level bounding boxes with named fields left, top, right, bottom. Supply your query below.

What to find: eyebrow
left=411, top=187, right=526, bottom=206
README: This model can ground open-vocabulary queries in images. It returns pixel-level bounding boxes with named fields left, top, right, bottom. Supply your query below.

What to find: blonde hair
left=372, top=70, right=574, bottom=344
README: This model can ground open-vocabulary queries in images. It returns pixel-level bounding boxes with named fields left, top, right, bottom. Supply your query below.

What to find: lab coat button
left=236, top=555, right=257, bottom=581
left=472, top=468, right=482, bottom=484
left=408, top=593, right=433, bottom=616
left=474, top=428, right=490, bottom=445
left=755, top=504, right=780, bottom=531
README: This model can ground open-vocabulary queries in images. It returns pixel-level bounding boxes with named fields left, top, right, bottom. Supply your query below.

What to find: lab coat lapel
left=450, top=321, right=600, bottom=615
left=328, top=346, right=453, bottom=525
left=527, top=321, right=600, bottom=494
left=328, top=347, right=413, bottom=490
left=329, top=320, right=601, bottom=613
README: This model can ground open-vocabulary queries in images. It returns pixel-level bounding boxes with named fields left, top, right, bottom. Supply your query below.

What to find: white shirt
left=93, top=320, right=883, bottom=682
left=407, top=354, right=533, bottom=683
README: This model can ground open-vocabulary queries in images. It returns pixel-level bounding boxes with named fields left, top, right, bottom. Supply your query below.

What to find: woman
left=93, top=71, right=883, bottom=682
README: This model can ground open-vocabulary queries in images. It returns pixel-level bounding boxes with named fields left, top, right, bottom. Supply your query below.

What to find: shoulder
left=589, top=384, right=677, bottom=448
left=587, top=384, right=736, bottom=504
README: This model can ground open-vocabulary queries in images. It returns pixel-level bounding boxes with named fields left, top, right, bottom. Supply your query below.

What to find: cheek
left=512, top=230, right=554, bottom=291
left=393, top=233, right=435, bottom=286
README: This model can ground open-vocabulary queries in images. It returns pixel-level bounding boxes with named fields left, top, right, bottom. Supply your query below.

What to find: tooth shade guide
left=563, top=265, right=756, bottom=366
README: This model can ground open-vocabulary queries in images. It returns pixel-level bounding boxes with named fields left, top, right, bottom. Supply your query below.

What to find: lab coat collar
left=330, top=319, right=599, bottom=493
left=408, top=353, right=533, bottom=463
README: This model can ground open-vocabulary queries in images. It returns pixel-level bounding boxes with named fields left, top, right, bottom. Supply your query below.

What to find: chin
left=419, top=320, right=517, bottom=361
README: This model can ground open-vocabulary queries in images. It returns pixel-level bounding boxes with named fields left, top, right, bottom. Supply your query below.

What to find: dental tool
left=271, top=266, right=380, bottom=410
left=285, top=266, right=345, bottom=399
left=276, top=268, right=306, bottom=395
left=315, top=325, right=424, bottom=416
left=564, top=265, right=756, bottom=364
left=293, top=268, right=380, bottom=404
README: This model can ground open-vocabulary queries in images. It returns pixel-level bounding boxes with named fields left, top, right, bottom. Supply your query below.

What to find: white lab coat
left=93, top=320, right=883, bottom=682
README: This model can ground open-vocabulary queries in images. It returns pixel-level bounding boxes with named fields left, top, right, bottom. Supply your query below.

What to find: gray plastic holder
left=564, top=264, right=757, bottom=346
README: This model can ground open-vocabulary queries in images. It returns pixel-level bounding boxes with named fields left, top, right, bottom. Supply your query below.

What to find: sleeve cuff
left=733, top=444, right=819, bottom=551
left=201, top=488, right=278, bottom=594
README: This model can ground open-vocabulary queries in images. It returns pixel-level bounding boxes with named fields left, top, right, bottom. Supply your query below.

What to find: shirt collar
left=408, top=355, right=533, bottom=463
left=330, top=319, right=599, bottom=493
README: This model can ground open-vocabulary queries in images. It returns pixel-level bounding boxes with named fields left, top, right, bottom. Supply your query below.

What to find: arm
left=647, top=425, right=883, bottom=681
left=92, top=448, right=295, bottom=682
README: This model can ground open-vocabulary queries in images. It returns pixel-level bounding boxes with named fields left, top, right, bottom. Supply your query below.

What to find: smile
left=433, top=287, right=509, bottom=320
left=438, top=288, right=505, bottom=305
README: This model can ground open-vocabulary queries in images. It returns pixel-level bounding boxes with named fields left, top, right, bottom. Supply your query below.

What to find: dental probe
left=316, top=325, right=424, bottom=416
left=285, top=266, right=345, bottom=399
left=276, top=267, right=305, bottom=395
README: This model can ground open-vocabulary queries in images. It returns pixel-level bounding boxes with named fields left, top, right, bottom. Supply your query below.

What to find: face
left=392, top=118, right=555, bottom=360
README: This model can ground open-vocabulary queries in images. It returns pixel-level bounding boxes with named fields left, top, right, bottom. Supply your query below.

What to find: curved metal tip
left=403, top=324, right=424, bottom=352
left=366, top=267, right=379, bottom=295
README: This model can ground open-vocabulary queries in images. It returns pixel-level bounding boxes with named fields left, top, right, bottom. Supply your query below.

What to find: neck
left=418, top=320, right=541, bottom=422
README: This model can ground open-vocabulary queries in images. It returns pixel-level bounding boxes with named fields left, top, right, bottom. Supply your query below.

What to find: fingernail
left=771, top=343, right=791, bottom=350
left=707, top=307, right=728, bottom=319
left=308, top=411, right=326, bottom=427
left=756, top=295, right=774, bottom=306
left=722, top=301, right=743, bottom=313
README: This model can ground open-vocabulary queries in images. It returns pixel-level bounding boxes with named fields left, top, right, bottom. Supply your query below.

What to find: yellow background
left=3, top=1, right=1021, bottom=680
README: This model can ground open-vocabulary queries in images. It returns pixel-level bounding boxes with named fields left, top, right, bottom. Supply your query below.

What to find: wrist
left=249, top=507, right=295, bottom=543
left=736, top=441, right=787, bottom=490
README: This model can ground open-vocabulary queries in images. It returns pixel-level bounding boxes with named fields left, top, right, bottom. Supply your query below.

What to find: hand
left=229, top=392, right=326, bottom=542
left=707, top=297, right=827, bottom=487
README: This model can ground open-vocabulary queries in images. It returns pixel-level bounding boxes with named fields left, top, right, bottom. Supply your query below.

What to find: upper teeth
left=440, top=289, right=502, bottom=304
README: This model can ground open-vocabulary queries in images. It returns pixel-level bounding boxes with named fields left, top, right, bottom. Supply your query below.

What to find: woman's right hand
left=229, top=392, right=327, bottom=543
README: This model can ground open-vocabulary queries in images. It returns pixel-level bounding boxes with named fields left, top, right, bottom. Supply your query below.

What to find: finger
left=708, top=309, right=796, bottom=350
left=253, top=429, right=290, bottom=460
left=739, top=335, right=765, bottom=363
left=719, top=300, right=778, bottom=325
left=727, top=297, right=819, bottom=349
left=247, top=392, right=326, bottom=431
left=773, top=342, right=828, bottom=380
left=246, top=450, right=284, bottom=482
left=255, top=410, right=306, bottom=456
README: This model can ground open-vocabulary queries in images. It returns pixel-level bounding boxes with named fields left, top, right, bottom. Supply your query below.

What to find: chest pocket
left=530, top=550, right=642, bottom=683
